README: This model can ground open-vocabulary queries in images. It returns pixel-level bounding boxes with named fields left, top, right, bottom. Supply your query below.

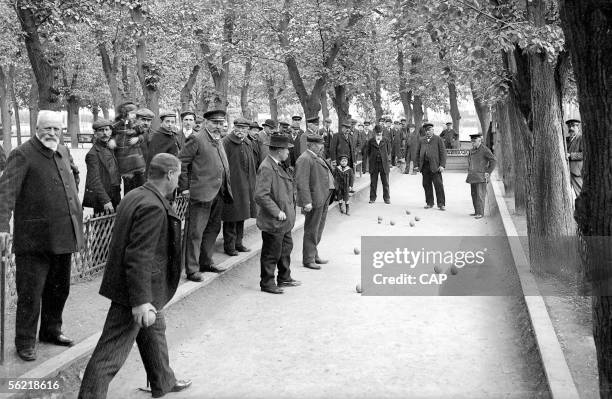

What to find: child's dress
left=334, top=165, right=355, bottom=202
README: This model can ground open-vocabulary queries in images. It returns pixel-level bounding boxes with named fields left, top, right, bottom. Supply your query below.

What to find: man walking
left=83, top=119, right=121, bottom=215
left=466, top=133, right=496, bottom=219
left=179, top=110, right=233, bottom=282
left=79, top=154, right=192, bottom=399
left=222, top=118, right=257, bottom=256
left=363, top=125, right=391, bottom=204
left=0, top=110, right=83, bottom=361
left=416, top=122, right=447, bottom=210
left=565, top=119, right=583, bottom=196
left=255, top=135, right=301, bottom=294
left=296, top=135, right=335, bottom=270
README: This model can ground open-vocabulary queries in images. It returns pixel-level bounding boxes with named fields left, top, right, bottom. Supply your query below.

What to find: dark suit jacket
left=83, top=141, right=120, bottom=209
left=416, top=135, right=447, bottom=173
left=178, top=129, right=233, bottom=204
left=146, top=127, right=181, bottom=169
left=0, top=136, right=83, bottom=255
left=466, top=145, right=496, bottom=183
left=295, top=150, right=333, bottom=208
left=330, top=132, right=355, bottom=166
left=255, top=155, right=296, bottom=234
left=363, top=136, right=391, bottom=174
left=99, top=183, right=181, bottom=310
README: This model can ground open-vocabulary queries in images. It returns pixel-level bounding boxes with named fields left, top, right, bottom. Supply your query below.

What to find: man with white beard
left=0, top=110, right=83, bottom=361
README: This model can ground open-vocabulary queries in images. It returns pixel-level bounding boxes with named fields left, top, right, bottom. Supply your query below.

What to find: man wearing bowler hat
left=295, top=134, right=335, bottom=270
left=179, top=109, right=233, bottom=282
left=466, top=133, right=496, bottom=219
left=416, top=122, right=447, bottom=210
left=255, top=135, right=301, bottom=294
left=565, top=119, right=583, bottom=196
left=363, top=124, right=391, bottom=204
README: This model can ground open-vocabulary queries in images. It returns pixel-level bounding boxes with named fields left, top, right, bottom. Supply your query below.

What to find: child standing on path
left=334, top=154, right=355, bottom=215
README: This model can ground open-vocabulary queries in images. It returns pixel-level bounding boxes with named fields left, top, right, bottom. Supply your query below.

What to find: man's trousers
left=260, top=230, right=293, bottom=288
left=302, top=190, right=333, bottom=264
left=185, top=193, right=223, bottom=276
left=223, top=220, right=245, bottom=252
left=422, top=168, right=446, bottom=207
left=78, top=302, right=176, bottom=399
left=470, top=182, right=487, bottom=215
left=15, top=252, right=71, bottom=350
left=369, top=159, right=390, bottom=202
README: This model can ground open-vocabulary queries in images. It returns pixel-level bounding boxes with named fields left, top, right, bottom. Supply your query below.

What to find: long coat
left=146, top=127, right=182, bottom=169
left=178, top=129, right=233, bottom=204
left=83, top=141, right=121, bottom=209
left=363, top=136, right=391, bottom=174
left=255, top=155, right=296, bottom=234
left=99, top=183, right=181, bottom=310
left=295, top=150, right=334, bottom=208
left=221, top=133, right=257, bottom=222
left=0, top=136, right=83, bottom=255
left=466, top=145, right=496, bottom=183
left=330, top=132, right=355, bottom=166
left=416, top=135, right=447, bottom=173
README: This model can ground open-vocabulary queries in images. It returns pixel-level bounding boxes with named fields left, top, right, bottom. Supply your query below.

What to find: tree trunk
left=0, top=66, right=12, bottom=152
left=266, top=78, right=278, bottom=121
left=495, top=101, right=514, bottom=194
left=413, top=95, right=424, bottom=130
left=15, top=4, right=60, bottom=110
left=181, top=64, right=201, bottom=112
left=333, top=84, right=351, bottom=131
left=121, top=63, right=131, bottom=100
left=28, top=75, right=38, bottom=138
left=98, top=42, right=124, bottom=108
left=91, top=104, right=100, bottom=122
left=524, top=0, right=575, bottom=275
left=320, top=89, right=329, bottom=120
left=132, top=6, right=160, bottom=129
left=240, top=60, right=252, bottom=118
left=448, top=79, right=461, bottom=133
left=102, top=107, right=110, bottom=120
left=507, top=90, right=528, bottom=214
left=8, top=65, right=21, bottom=145
left=66, top=96, right=80, bottom=149
left=397, top=49, right=413, bottom=120
left=559, top=1, right=612, bottom=396
left=471, top=82, right=491, bottom=136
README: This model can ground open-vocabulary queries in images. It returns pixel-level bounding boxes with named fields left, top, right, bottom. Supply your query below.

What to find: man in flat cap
left=0, top=110, right=83, bottom=361
left=135, top=108, right=155, bottom=170
left=390, top=121, right=403, bottom=166
left=303, top=116, right=320, bottom=155
left=440, top=122, right=458, bottom=150
left=295, top=134, right=335, bottom=270
left=257, top=119, right=277, bottom=163
left=416, top=122, right=447, bottom=210
left=83, top=119, right=121, bottom=215
left=291, top=115, right=304, bottom=139
left=146, top=110, right=181, bottom=171
left=466, top=133, right=496, bottom=219
left=79, top=153, right=192, bottom=398
left=255, top=135, right=301, bottom=294
left=565, top=119, right=583, bottom=196
left=179, top=109, right=233, bottom=282
left=221, top=118, right=257, bottom=256
left=330, top=120, right=356, bottom=169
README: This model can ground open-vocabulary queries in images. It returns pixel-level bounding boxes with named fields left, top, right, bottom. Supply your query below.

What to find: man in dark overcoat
left=295, top=135, right=335, bottom=270
left=179, top=109, right=233, bottom=281
left=247, top=121, right=263, bottom=166
left=319, top=117, right=334, bottom=160
left=83, top=119, right=121, bottom=215
left=257, top=119, right=276, bottom=163
left=79, top=154, right=191, bottom=399
left=403, top=123, right=419, bottom=174
left=221, top=118, right=257, bottom=256
left=146, top=111, right=182, bottom=170
left=255, top=135, right=301, bottom=294
left=330, top=121, right=355, bottom=168
left=363, top=125, right=391, bottom=204
left=466, top=133, right=496, bottom=219
left=416, top=122, right=447, bottom=210
left=0, top=110, right=83, bottom=361
left=440, top=122, right=459, bottom=149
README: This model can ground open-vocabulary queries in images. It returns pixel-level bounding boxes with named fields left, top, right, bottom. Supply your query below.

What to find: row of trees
left=0, top=0, right=610, bottom=394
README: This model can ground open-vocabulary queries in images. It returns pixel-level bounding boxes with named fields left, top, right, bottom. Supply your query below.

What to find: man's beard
left=40, top=137, right=58, bottom=151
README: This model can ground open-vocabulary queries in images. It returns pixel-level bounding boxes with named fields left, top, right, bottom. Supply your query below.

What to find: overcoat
left=221, top=133, right=257, bottom=221
left=255, top=155, right=296, bottom=234
left=99, top=183, right=181, bottom=310
left=295, top=150, right=333, bottom=208
left=83, top=141, right=121, bottom=209
left=466, top=145, right=497, bottom=184
left=362, top=137, right=391, bottom=174
left=330, top=132, right=355, bottom=166
left=415, top=135, right=447, bottom=173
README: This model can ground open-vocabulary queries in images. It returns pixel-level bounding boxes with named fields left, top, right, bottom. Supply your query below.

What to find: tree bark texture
left=63, top=68, right=80, bottom=149
left=448, top=79, right=461, bottom=133
left=28, top=75, right=38, bottom=137
left=266, top=78, right=278, bottom=121
left=397, top=49, right=413, bottom=121
left=98, top=42, right=127, bottom=108
left=320, top=89, right=329, bottom=120
left=8, top=65, right=20, bottom=146
left=0, top=66, right=12, bottom=152
left=471, top=82, right=491, bottom=137
left=240, top=60, right=253, bottom=118
left=413, top=95, right=424, bottom=130
left=559, top=1, right=612, bottom=396
left=181, top=64, right=201, bottom=112
left=333, top=84, right=351, bottom=131
left=132, top=6, right=160, bottom=129
left=495, top=101, right=514, bottom=194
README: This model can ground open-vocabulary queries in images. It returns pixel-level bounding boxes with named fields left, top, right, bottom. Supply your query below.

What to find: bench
left=62, top=133, right=94, bottom=148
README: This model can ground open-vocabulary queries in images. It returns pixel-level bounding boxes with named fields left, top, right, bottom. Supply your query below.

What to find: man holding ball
left=79, top=153, right=191, bottom=398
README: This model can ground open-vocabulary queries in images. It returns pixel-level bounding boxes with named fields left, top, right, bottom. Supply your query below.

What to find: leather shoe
left=384, top=200, right=391, bottom=204
left=469, top=213, right=477, bottom=216
left=201, top=264, right=225, bottom=273
left=261, top=286, right=284, bottom=294
left=278, top=279, right=302, bottom=287
left=187, top=272, right=204, bottom=282
left=438, top=206, right=446, bottom=211
left=236, top=245, right=251, bottom=252
left=152, top=379, right=192, bottom=398
left=17, top=347, right=36, bottom=361
left=303, top=263, right=321, bottom=270
left=39, top=333, right=74, bottom=347
left=315, top=257, right=329, bottom=264
left=475, top=214, right=484, bottom=219
left=224, top=249, right=239, bottom=256
left=369, top=200, right=375, bottom=204
left=424, top=205, right=433, bottom=209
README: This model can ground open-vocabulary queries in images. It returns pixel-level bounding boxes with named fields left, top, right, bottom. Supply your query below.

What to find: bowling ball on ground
left=354, top=247, right=360, bottom=255
left=356, top=283, right=362, bottom=293
left=415, top=216, right=421, bottom=221
left=433, top=265, right=442, bottom=274
left=409, top=221, right=415, bottom=227
left=405, top=210, right=411, bottom=215
left=390, top=220, right=395, bottom=226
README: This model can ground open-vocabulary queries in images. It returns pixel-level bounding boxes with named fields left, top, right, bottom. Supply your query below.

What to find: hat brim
left=266, top=143, right=294, bottom=148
